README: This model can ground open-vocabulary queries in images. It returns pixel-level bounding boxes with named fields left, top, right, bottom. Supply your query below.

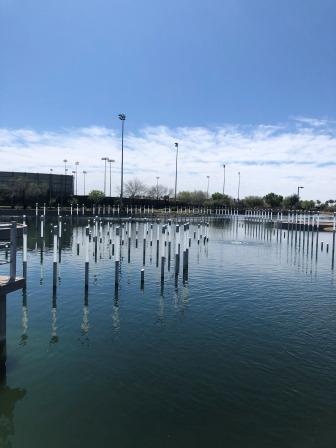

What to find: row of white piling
left=34, top=203, right=240, bottom=217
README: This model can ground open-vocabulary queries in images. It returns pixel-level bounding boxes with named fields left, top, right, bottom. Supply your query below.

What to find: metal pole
left=237, top=171, right=241, bottom=201
left=119, top=115, right=126, bottom=202
left=109, top=160, right=112, bottom=197
left=223, top=164, right=226, bottom=195
left=104, top=159, right=107, bottom=195
left=174, top=142, right=179, bottom=202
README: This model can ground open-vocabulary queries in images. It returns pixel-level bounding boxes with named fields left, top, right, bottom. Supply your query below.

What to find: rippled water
left=1, top=218, right=336, bottom=447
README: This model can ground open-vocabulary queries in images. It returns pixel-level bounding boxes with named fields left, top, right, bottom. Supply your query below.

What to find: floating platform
left=0, top=276, right=25, bottom=296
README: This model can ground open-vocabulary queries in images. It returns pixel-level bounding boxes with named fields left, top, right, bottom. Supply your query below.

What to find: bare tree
left=124, top=178, right=147, bottom=198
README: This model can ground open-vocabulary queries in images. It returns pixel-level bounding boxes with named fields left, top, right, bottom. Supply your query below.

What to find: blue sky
left=1, top=0, right=335, bottom=130
left=1, top=0, right=336, bottom=199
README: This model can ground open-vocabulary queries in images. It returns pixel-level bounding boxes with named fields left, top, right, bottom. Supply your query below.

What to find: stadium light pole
left=63, top=159, right=68, bottom=175
left=237, top=171, right=241, bottom=201
left=206, top=175, right=210, bottom=199
left=156, top=176, right=160, bottom=200
left=222, top=164, right=226, bottom=195
left=118, top=113, right=126, bottom=202
left=174, top=142, right=179, bottom=202
left=101, top=157, right=108, bottom=195
left=108, top=159, right=115, bottom=197
left=75, top=161, right=79, bottom=195
left=83, top=171, right=87, bottom=195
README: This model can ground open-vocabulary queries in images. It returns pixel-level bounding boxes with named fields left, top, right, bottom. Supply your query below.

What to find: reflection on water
left=0, top=380, right=26, bottom=448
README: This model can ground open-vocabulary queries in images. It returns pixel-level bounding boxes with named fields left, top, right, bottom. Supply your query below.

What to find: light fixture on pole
left=297, top=185, right=304, bottom=202
left=237, top=171, right=241, bottom=201
left=75, top=161, right=79, bottom=195
left=101, top=157, right=108, bottom=195
left=63, top=159, right=68, bottom=175
left=156, top=176, right=160, bottom=200
left=118, top=113, right=126, bottom=202
left=108, top=159, right=115, bottom=197
left=206, top=175, right=210, bottom=199
left=174, top=142, right=179, bottom=201
left=222, top=164, right=226, bottom=195
left=83, top=171, right=87, bottom=195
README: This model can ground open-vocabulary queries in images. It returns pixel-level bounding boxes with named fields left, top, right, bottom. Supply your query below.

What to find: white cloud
left=1, top=118, right=336, bottom=201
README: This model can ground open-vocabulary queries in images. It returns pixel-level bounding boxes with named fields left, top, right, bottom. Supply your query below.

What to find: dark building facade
left=0, top=171, right=74, bottom=204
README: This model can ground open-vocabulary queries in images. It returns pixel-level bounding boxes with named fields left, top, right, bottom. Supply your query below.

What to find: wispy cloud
left=1, top=117, right=336, bottom=200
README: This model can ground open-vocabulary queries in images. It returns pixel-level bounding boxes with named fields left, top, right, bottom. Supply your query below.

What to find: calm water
left=1, top=218, right=336, bottom=447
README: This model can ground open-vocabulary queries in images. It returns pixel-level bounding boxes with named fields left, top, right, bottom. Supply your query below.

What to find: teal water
left=1, top=219, right=336, bottom=447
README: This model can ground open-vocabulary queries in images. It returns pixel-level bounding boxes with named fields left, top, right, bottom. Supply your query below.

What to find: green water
left=1, top=219, right=336, bottom=447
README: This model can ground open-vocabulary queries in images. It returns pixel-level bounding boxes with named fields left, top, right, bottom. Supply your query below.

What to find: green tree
left=283, top=194, right=299, bottom=209
left=212, top=192, right=223, bottom=201
left=178, top=190, right=207, bottom=205
left=88, top=190, right=105, bottom=203
left=263, top=192, right=283, bottom=208
left=300, top=200, right=315, bottom=210
left=242, top=196, right=264, bottom=207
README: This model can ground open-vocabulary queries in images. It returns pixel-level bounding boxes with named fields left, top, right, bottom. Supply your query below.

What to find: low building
left=0, top=171, right=74, bottom=204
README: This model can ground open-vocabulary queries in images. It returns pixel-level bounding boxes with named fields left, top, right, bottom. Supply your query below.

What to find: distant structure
left=0, top=171, right=74, bottom=204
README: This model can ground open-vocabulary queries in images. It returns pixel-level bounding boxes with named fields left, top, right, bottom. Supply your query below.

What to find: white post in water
left=58, top=216, right=62, bottom=238
left=76, top=204, right=79, bottom=216
left=9, top=221, right=17, bottom=281
left=175, top=224, right=180, bottom=275
left=183, top=223, right=188, bottom=272
left=22, top=216, right=27, bottom=278
left=156, top=219, right=160, bottom=255
left=35, top=203, right=38, bottom=217
left=115, top=227, right=120, bottom=286
left=40, top=215, right=44, bottom=239
left=82, top=204, right=85, bottom=216
left=85, top=226, right=90, bottom=289
left=143, top=219, right=147, bottom=265
left=161, top=225, right=166, bottom=281
left=43, top=203, right=46, bottom=216
left=53, top=226, right=58, bottom=289
left=70, top=203, right=73, bottom=216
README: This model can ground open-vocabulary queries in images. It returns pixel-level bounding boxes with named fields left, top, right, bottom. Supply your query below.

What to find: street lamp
left=298, top=185, right=304, bottom=202
left=108, top=159, right=115, bottom=197
left=156, top=176, right=160, bottom=200
left=206, top=175, right=210, bottom=199
left=222, top=164, right=226, bottom=195
left=237, top=171, right=241, bottom=201
left=83, top=171, right=87, bottom=195
left=63, top=159, right=68, bottom=175
left=101, top=157, right=108, bottom=195
left=174, top=142, right=179, bottom=201
left=118, top=113, right=126, bottom=202
left=75, top=161, right=79, bottom=195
